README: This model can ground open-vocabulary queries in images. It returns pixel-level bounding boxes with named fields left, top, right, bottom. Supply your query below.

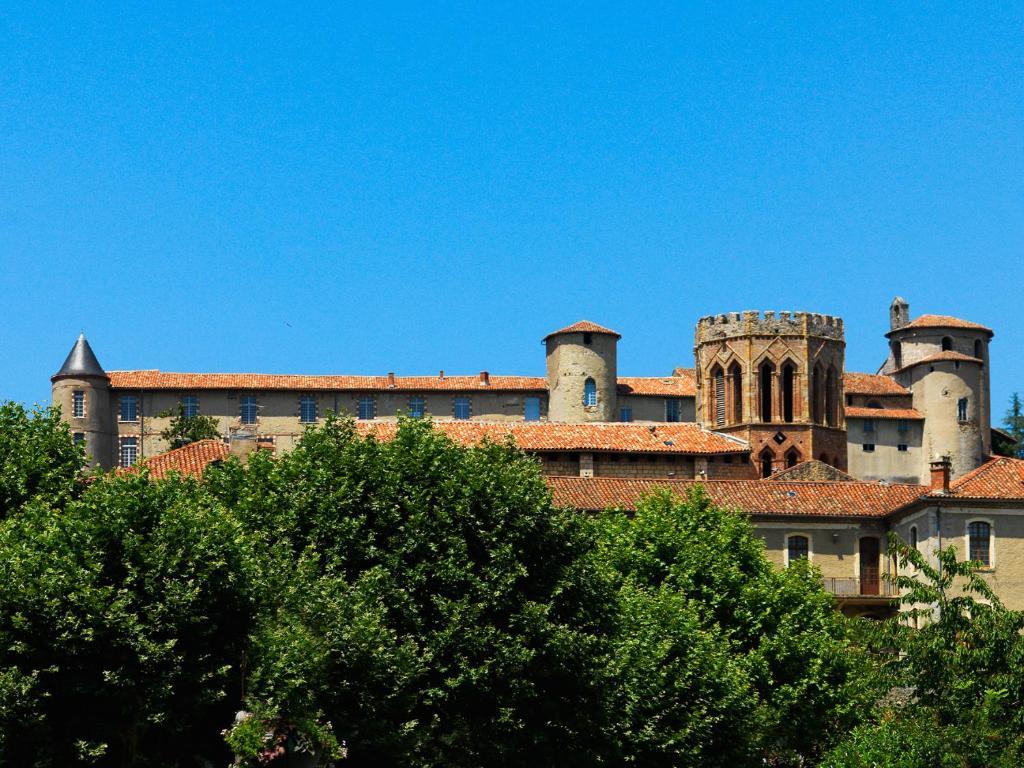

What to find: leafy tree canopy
left=158, top=404, right=221, bottom=449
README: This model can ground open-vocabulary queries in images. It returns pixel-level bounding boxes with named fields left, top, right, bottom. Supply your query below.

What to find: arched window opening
left=711, top=365, right=725, bottom=427
left=787, top=535, right=809, bottom=564
left=891, top=340, right=903, bottom=369
left=583, top=378, right=597, bottom=407
left=974, top=339, right=983, bottom=360
left=825, top=366, right=838, bottom=427
left=811, top=364, right=823, bottom=424
left=941, top=336, right=953, bottom=352
left=781, top=362, right=796, bottom=423
left=759, top=362, right=775, bottom=422
left=728, top=362, right=743, bottom=424
left=759, top=448, right=775, bottom=478
left=785, top=448, right=800, bottom=468
left=968, top=521, right=991, bottom=567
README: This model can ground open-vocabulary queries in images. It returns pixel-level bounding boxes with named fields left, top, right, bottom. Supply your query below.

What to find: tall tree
left=158, top=404, right=222, bottom=449
left=999, top=393, right=1024, bottom=458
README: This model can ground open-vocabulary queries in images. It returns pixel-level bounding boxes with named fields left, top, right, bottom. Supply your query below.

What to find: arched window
left=781, top=361, right=796, bottom=423
left=728, top=362, right=743, bottom=424
left=891, top=340, right=902, bottom=369
left=786, top=535, right=809, bottom=565
left=759, top=448, right=775, bottom=478
left=785, top=448, right=801, bottom=468
left=711, top=365, right=725, bottom=427
left=941, top=336, right=953, bottom=352
left=811, top=364, right=823, bottom=424
left=583, top=378, right=597, bottom=407
left=909, top=525, right=918, bottom=551
left=759, top=361, right=775, bottom=422
left=825, top=365, right=838, bottom=427
left=974, top=339, right=983, bottom=360
left=968, top=521, right=991, bottom=567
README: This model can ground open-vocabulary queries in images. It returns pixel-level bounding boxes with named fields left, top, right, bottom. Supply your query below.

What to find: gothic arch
left=759, top=447, right=775, bottom=478
left=758, top=360, right=775, bottom=422
left=727, top=361, right=743, bottom=424
left=780, top=359, right=797, bottom=423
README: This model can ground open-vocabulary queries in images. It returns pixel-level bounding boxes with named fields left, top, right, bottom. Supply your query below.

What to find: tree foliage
left=157, top=404, right=221, bottom=450
left=997, top=393, right=1024, bottom=458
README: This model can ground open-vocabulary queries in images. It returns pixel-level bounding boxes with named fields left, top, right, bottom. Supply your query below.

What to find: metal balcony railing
left=822, top=577, right=899, bottom=598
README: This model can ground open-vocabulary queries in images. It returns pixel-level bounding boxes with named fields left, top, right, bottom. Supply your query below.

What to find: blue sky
left=1, top=4, right=1022, bottom=419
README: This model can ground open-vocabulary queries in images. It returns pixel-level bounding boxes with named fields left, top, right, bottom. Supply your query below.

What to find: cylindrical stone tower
left=544, top=321, right=619, bottom=422
left=694, top=310, right=847, bottom=476
left=51, top=333, right=116, bottom=469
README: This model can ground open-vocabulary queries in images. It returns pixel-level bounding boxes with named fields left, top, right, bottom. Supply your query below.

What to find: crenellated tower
left=694, top=311, right=847, bottom=476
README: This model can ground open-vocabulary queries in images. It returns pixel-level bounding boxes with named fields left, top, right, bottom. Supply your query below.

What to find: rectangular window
left=358, top=396, right=376, bottom=420
left=453, top=397, right=471, bottom=420
left=73, top=432, right=85, bottom=445
left=787, top=535, right=809, bottom=563
left=120, top=395, right=138, bottom=422
left=862, top=419, right=874, bottom=434
left=120, top=437, right=138, bottom=468
left=299, top=395, right=318, bottom=423
left=897, top=419, right=909, bottom=433
left=240, top=395, right=258, bottom=424
left=72, top=390, right=85, bottom=418
left=968, top=521, right=991, bottom=566
left=408, top=397, right=426, bottom=418
left=619, top=407, right=632, bottom=422
left=897, top=444, right=908, bottom=452
left=524, top=397, right=541, bottom=422
left=957, top=397, right=969, bottom=421
left=666, top=398, right=681, bottom=423
left=862, top=443, right=875, bottom=452
left=182, top=395, right=199, bottom=418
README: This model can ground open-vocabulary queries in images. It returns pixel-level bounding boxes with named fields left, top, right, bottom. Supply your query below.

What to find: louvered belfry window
left=714, top=369, right=726, bottom=427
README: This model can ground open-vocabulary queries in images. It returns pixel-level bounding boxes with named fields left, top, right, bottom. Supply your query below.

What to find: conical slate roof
left=53, top=334, right=107, bottom=379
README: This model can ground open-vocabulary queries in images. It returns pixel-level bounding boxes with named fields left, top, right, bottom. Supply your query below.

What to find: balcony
left=822, top=576, right=899, bottom=599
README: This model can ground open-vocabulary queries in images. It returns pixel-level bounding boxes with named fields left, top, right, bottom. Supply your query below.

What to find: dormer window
left=583, top=378, right=597, bottom=407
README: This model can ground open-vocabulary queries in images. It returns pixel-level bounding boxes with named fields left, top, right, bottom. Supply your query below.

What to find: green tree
left=997, top=393, right=1024, bottom=458
left=206, top=415, right=617, bottom=767
left=0, top=402, right=84, bottom=519
left=0, top=471, right=257, bottom=768
left=823, top=536, right=1024, bottom=767
left=595, top=488, right=872, bottom=767
left=158, top=404, right=221, bottom=449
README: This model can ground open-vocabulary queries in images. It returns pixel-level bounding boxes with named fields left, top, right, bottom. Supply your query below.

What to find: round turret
left=693, top=310, right=847, bottom=475
left=51, top=334, right=116, bottom=469
left=886, top=310, right=994, bottom=478
left=544, top=321, right=619, bottom=422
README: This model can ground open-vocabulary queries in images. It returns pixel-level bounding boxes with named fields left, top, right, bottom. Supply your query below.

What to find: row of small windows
left=706, top=360, right=840, bottom=427
left=861, top=443, right=909, bottom=453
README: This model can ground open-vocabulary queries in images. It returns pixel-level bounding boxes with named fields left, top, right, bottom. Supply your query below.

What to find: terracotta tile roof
left=617, top=376, right=695, bottom=397
left=355, top=421, right=749, bottom=455
left=141, top=440, right=229, bottom=480
left=108, top=370, right=693, bottom=397
left=897, top=351, right=983, bottom=371
left=767, top=459, right=856, bottom=482
left=843, top=372, right=909, bottom=396
left=944, top=456, right=1024, bottom=500
left=845, top=406, right=924, bottom=420
left=895, top=314, right=993, bottom=335
left=543, top=320, right=621, bottom=340
left=548, top=476, right=926, bottom=518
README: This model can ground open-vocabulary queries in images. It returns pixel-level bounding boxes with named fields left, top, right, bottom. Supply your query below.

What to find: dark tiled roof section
left=141, top=440, right=230, bottom=480
left=548, top=476, right=927, bottom=518
left=943, top=456, right=1024, bottom=500
left=355, top=421, right=749, bottom=455
left=845, top=407, right=924, bottom=420
left=897, top=351, right=983, bottom=372
left=53, top=334, right=106, bottom=379
left=617, top=376, right=695, bottom=397
left=543, top=320, right=621, bottom=340
left=891, top=314, right=993, bottom=335
left=843, top=373, right=909, bottom=396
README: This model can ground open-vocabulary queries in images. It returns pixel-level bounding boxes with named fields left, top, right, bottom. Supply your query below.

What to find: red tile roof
left=843, top=373, right=909, bottom=396
left=548, top=476, right=926, bottom=518
left=617, top=376, right=695, bottom=397
left=898, top=351, right=982, bottom=370
left=141, top=440, right=229, bottom=480
left=355, top=421, right=749, bottom=455
left=892, top=314, right=993, bottom=335
left=845, top=406, right=924, bottom=420
left=945, top=456, right=1024, bottom=500
left=543, top=321, right=621, bottom=340
left=107, top=370, right=693, bottom=397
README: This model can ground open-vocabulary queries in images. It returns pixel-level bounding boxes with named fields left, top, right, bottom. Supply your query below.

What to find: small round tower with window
left=51, top=333, right=115, bottom=469
left=544, top=321, right=619, bottom=422
left=885, top=300, right=993, bottom=479
left=694, top=311, right=847, bottom=476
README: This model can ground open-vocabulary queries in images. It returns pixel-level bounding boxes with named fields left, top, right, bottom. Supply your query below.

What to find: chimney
left=438, top=370, right=445, bottom=380
left=479, top=371, right=490, bottom=386
left=229, top=433, right=259, bottom=461
left=929, top=457, right=951, bottom=494
left=387, top=372, right=396, bottom=388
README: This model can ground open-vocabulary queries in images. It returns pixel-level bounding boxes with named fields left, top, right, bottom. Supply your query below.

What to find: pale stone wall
left=52, top=376, right=116, bottom=468
left=545, top=332, right=617, bottom=422
left=593, top=455, right=695, bottom=479
left=754, top=519, right=889, bottom=581
left=846, top=417, right=924, bottom=484
left=618, top=394, right=696, bottom=423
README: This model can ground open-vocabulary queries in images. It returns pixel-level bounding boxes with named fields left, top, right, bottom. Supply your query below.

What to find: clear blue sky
left=2, top=4, right=1022, bottom=419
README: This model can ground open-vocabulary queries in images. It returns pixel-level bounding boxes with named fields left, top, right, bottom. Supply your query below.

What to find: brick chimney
left=387, top=372, right=396, bottom=388
left=929, top=457, right=951, bottom=494
left=479, top=371, right=490, bottom=386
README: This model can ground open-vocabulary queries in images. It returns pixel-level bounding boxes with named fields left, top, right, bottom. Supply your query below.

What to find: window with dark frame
left=968, top=521, right=991, bottom=566
left=787, top=535, right=809, bottom=563
left=72, top=390, right=85, bottom=418
left=454, top=397, right=471, bottom=420
left=299, top=395, right=318, bottom=423
left=120, top=395, right=138, bottom=422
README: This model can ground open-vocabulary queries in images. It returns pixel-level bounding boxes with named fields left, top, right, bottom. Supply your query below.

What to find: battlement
left=695, top=310, right=845, bottom=343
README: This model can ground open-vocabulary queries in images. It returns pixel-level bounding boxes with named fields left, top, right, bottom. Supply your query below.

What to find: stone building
left=55, top=297, right=1024, bottom=616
